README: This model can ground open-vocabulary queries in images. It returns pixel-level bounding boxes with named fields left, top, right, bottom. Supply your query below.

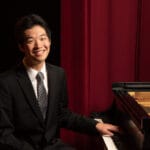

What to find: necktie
left=36, top=72, right=48, bottom=119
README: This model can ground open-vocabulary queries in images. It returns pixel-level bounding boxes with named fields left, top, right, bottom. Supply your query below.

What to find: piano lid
left=112, top=82, right=150, bottom=91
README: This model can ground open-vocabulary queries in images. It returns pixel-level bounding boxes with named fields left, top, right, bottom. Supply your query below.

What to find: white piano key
left=94, top=118, right=118, bottom=150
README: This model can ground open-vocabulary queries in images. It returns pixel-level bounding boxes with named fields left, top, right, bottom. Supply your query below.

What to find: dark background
left=0, top=0, right=60, bottom=72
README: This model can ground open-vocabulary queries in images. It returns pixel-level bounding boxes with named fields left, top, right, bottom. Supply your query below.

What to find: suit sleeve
left=0, top=78, right=35, bottom=150
left=58, top=70, right=99, bottom=135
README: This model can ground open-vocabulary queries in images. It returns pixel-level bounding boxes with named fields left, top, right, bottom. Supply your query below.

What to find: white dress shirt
left=24, top=63, right=48, bottom=98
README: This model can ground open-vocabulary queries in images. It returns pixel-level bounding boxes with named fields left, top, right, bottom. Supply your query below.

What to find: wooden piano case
left=112, top=82, right=150, bottom=150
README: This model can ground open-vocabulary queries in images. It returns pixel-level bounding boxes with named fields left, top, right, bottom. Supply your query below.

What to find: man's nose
left=34, top=40, right=42, bottom=48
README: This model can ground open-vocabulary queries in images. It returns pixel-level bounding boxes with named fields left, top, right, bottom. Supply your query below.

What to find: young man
left=0, top=14, right=120, bottom=150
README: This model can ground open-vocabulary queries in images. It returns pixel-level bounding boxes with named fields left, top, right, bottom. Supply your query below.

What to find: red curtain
left=138, top=0, right=150, bottom=81
left=60, top=0, right=139, bottom=149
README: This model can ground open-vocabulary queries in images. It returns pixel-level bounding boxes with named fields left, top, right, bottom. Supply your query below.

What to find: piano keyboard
left=94, top=118, right=118, bottom=150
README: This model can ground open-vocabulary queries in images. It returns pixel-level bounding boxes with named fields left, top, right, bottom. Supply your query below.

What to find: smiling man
left=0, top=14, right=120, bottom=150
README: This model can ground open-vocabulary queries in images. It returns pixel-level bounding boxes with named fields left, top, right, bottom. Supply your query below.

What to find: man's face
left=20, top=25, right=51, bottom=65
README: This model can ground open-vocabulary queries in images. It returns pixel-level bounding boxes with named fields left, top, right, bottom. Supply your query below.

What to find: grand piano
left=91, top=82, right=150, bottom=150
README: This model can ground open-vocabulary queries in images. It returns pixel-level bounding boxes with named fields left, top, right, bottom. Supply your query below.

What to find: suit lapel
left=45, top=64, right=57, bottom=127
left=16, top=64, right=44, bottom=125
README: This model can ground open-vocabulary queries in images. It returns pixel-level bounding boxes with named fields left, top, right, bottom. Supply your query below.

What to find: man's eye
left=41, top=38, right=45, bottom=41
left=26, top=39, right=33, bottom=44
left=40, top=36, right=47, bottom=41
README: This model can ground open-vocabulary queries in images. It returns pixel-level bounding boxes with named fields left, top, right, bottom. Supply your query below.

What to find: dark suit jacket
left=0, top=63, right=98, bottom=150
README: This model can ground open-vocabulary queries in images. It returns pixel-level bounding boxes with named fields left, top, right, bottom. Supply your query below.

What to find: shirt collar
left=23, top=61, right=47, bottom=81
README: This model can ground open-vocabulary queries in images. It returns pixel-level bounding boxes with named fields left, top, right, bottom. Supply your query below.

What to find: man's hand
left=96, top=122, right=121, bottom=136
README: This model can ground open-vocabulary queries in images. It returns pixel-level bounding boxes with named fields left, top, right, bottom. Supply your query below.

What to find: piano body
left=91, top=82, right=150, bottom=150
